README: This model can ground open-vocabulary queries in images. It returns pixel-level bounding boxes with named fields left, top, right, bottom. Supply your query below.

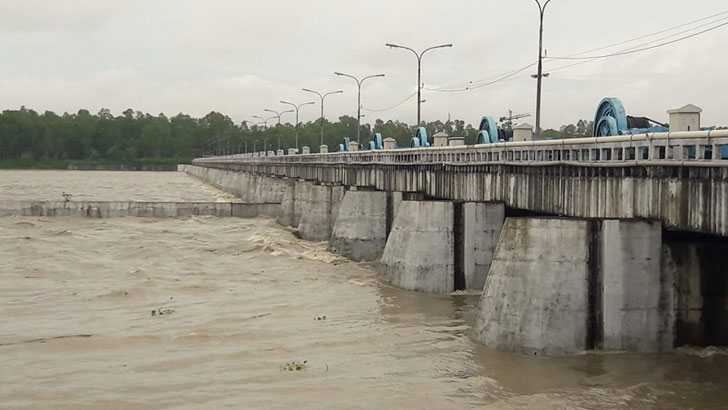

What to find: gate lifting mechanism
left=338, top=137, right=350, bottom=152
left=369, top=133, right=384, bottom=150
left=477, top=116, right=503, bottom=144
left=592, top=98, right=668, bottom=137
left=410, top=127, right=430, bottom=148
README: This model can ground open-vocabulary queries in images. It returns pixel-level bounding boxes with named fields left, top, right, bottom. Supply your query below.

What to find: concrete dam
left=183, top=130, right=728, bottom=356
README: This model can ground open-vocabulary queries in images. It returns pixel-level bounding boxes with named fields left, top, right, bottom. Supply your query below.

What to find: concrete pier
left=474, top=218, right=593, bottom=356
left=296, top=184, right=345, bottom=242
left=665, top=241, right=728, bottom=347
left=601, top=220, right=672, bottom=352
left=330, top=190, right=389, bottom=261
left=381, top=201, right=455, bottom=294
left=463, top=202, right=505, bottom=291
left=474, top=218, right=674, bottom=356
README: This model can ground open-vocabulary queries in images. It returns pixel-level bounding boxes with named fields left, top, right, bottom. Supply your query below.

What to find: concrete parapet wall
left=381, top=201, right=455, bottom=294
left=474, top=218, right=592, bottom=356
left=0, top=201, right=280, bottom=219
left=330, top=190, right=388, bottom=261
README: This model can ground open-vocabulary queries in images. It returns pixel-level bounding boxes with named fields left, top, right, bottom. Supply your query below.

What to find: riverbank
left=0, top=158, right=190, bottom=171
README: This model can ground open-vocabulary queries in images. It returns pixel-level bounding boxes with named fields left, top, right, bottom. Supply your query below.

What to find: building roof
left=513, top=123, right=534, bottom=130
left=667, top=104, right=702, bottom=114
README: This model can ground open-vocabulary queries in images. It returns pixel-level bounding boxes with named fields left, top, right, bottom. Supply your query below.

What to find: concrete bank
left=0, top=201, right=280, bottom=219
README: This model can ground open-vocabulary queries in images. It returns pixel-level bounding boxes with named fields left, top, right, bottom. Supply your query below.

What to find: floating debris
left=151, top=297, right=175, bottom=317
left=280, top=360, right=308, bottom=371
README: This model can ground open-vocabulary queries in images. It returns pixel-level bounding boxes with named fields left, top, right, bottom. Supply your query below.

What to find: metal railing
left=193, top=130, right=728, bottom=167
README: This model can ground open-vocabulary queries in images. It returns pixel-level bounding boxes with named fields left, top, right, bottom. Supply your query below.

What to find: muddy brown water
left=1, top=171, right=727, bottom=409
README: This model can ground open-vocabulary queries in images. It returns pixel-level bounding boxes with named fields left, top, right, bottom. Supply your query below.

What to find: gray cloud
left=0, top=0, right=726, bottom=129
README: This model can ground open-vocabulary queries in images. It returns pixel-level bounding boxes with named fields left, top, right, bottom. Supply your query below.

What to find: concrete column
left=474, top=218, right=593, bottom=356
left=330, top=190, right=388, bottom=261
left=601, top=220, right=672, bottom=352
left=463, top=202, right=505, bottom=291
left=380, top=201, right=454, bottom=294
left=664, top=241, right=728, bottom=347
left=297, top=183, right=344, bottom=241
left=302, top=146, right=311, bottom=155
left=320, top=145, right=329, bottom=154
left=277, top=180, right=297, bottom=227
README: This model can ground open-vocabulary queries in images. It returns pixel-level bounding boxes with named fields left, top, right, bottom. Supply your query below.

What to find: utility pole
left=281, top=100, right=315, bottom=152
left=385, top=43, right=452, bottom=127
left=334, top=72, right=385, bottom=143
left=533, top=0, right=552, bottom=137
left=302, top=88, right=344, bottom=149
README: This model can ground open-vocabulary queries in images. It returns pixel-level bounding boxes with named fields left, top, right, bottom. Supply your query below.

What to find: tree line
left=0, top=106, right=596, bottom=165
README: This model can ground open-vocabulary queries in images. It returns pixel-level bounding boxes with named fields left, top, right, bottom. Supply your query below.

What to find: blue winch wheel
left=593, top=98, right=628, bottom=137
left=411, top=127, right=429, bottom=148
left=339, top=137, right=350, bottom=152
left=370, top=133, right=383, bottom=150
left=478, top=116, right=499, bottom=143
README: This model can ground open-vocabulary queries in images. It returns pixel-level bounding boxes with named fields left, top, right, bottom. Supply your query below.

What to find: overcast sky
left=0, top=0, right=726, bottom=129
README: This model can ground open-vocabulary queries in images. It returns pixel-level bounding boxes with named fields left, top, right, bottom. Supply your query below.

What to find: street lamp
left=263, top=108, right=294, bottom=126
left=302, top=88, right=343, bottom=149
left=251, top=115, right=270, bottom=129
left=385, top=42, right=452, bottom=127
left=533, top=0, right=552, bottom=137
left=264, top=108, right=294, bottom=150
left=252, top=116, right=276, bottom=155
left=281, top=100, right=315, bottom=152
left=334, top=72, right=385, bottom=143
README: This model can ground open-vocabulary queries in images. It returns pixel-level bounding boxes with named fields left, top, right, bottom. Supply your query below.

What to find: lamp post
left=385, top=42, right=452, bottom=127
left=302, top=88, right=343, bottom=149
left=252, top=116, right=275, bottom=156
left=334, top=72, right=385, bottom=143
left=533, top=0, right=552, bottom=137
left=264, top=108, right=294, bottom=150
left=263, top=108, right=294, bottom=126
left=252, top=115, right=270, bottom=129
left=281, top=100, right=315, bottom=152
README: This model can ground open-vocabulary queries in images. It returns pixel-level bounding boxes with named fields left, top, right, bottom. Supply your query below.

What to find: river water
left=1, top=171, right=727, bottom=409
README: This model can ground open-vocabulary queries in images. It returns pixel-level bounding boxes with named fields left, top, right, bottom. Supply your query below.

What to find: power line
left=548, top=20, right=728, bottom=60
left=561, top=10, right=728, bottom=58
left=361, top=91, right=418, bottom=113
left=545, top=15, right=728, bottom=73
left=424, top=62, right=537, bottom=93
left=402, top=10, right=728, bottom=94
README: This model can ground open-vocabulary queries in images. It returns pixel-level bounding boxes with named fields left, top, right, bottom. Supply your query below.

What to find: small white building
left=383, top=137, right=397, bottom=150
left=513, top=123, right=534, bottom=142
left=448, top=136, right=465, bottom=146
left=433, top=132, right=449, bottom=147
left=667, top=104, right=702, bottom=132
